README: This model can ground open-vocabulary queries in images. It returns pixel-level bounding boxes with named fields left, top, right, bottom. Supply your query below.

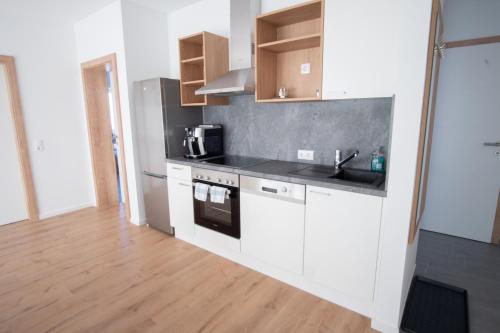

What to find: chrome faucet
left=335, top=149, right=360, bottom=170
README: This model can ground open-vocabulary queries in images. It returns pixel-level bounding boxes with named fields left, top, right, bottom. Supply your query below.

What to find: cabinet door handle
left=178, top=182, right=191, bottom=187
left=172, top=166, right=184, bottom=170
left=309, top=190, right=331, bottom=196
left=484, top=141, right=500, bottom=147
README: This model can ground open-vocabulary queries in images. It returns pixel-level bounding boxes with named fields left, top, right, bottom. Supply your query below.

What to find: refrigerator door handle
left=143, top=171, right=167, bottom=179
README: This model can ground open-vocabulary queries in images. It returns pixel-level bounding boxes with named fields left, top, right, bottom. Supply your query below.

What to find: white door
left=421, top=43, right=500, bottom=242
left=0, top=64, right=28, bottom=225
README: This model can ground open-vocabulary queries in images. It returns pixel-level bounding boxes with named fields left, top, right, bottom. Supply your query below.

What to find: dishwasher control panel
left=240, top=176, right=305, bottom=203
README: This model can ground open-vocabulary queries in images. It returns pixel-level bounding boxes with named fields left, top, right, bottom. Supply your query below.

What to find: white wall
left=75, top=0, right=170, bottom=224
left=166, top=0, right=230, bottom=78
left=121, top=0, right=170, bottom=222
left=74, top=0, right=135, bottom=219
left=0, top=64, right=29, bottom=224
left=372, top=1, right=433, bottom=332
left=0, top=3, right=94, bottom=219
left=443, top=0, right=500, bottom=41
left=261, top=0, right=304, bottom=13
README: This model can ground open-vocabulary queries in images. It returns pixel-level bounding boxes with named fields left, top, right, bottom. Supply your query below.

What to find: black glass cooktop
left=199, top=155, right=268, bottom=168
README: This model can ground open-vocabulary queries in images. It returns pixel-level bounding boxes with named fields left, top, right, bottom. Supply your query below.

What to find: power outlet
left=301, top=63, right=311, bottom=74
left=298, top=149, right=314, bottom=161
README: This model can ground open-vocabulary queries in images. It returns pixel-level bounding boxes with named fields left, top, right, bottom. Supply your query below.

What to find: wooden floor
left=0, top=207, right=375, bottom=333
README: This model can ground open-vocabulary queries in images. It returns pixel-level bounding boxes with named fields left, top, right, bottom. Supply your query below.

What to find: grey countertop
left=166, top=156, right=387, bottom=197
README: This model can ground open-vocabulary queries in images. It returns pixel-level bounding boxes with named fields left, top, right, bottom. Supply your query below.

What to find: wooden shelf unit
left=178, top=32, right=229, bottom=106
left=255, top=0, right=324, bottom=102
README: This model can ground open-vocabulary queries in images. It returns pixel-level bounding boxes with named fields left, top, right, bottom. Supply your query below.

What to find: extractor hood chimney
left=195, top=0, right=260, bottom=96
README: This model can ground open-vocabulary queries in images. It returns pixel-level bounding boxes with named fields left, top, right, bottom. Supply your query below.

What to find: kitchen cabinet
left=178, top=31, right=229, bottom=106
left=304, top=185, right=383, bottom=301
left=240, top=176, right=306, bottom=274
left=167, top=163, right=195, bottom=238
left=255, top=0, right=324, bottom=102
left=321, top=0, right=397, bottom=99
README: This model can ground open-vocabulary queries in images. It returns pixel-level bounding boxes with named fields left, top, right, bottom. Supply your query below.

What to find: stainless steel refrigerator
left=134, top=78, right=202, bottom=234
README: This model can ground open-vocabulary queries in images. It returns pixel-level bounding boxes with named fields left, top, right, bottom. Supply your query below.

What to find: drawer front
left=166, top=163, right=191, bottom=181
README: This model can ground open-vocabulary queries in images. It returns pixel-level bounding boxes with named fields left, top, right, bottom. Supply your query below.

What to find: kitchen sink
left=329, top=169, right=385, bottom=186
left=289, top=165, right=385, bottom=187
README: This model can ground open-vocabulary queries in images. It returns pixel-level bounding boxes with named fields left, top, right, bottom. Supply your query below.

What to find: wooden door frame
left=0, top=55, right=39, bottom=222
left=408, top=0, right=441, bottom=243
left=81, top=53, right=131, bottom=221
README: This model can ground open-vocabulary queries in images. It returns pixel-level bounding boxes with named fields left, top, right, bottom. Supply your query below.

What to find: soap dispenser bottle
left=371, top=147, right=385, bottom=173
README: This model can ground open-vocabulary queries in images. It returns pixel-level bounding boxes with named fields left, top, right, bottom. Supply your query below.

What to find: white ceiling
left=129, top=0, right=204, bottom=13
left=35, top=0, right=204, bottom=21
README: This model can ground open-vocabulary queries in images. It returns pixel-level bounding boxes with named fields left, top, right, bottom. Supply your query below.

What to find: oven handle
left=192, top=182, right=233, bottom=199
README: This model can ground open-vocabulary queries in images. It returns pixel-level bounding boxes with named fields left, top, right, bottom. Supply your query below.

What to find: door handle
left=309, top=190, right=331, bottom=196
left=143, top=171, right=167, bottom=179
left=484, top=142, right=500, bottom=147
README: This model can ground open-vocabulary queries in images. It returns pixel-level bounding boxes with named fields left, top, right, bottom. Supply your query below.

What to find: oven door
left=192, top=181, right=240, bottom=239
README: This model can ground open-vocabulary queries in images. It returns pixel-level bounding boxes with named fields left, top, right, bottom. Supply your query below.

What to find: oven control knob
left=217, top=178, right=222, bottom=183
left=200, top=176, right=205, bottom=180
left=282, top=187, right=288, bottom=193
left=230, top=180, right=234, bottom=185
left=206, top=176, right=210, bottom=181
left=225, top=180, right=230, bottom=185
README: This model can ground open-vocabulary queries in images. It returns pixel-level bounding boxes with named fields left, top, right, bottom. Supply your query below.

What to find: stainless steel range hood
left=195, top=0, right=260, bottom=97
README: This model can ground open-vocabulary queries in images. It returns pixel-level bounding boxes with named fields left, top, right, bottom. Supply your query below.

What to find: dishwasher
left=240, top=176, right=306, bottom=274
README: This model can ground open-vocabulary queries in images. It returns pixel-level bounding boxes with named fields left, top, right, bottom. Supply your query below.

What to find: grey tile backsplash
left=203, top=95, right=393, bottom=170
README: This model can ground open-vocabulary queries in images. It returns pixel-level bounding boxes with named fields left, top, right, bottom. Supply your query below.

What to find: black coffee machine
left=184, top=124, right=223, bottom=159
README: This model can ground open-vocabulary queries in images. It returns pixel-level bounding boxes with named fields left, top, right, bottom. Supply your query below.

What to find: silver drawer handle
left=172, top=166, right=184, bottom=170
left=309, top=190, right=331, bottom=196
left=178, top=182, right=191, bottom=187
left=484, top=142, right=500, bottom=147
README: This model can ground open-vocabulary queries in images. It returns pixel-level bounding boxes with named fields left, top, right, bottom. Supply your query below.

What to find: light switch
left=301, top=63, right=311, bottom=75
left=35, top=140, right=45, bottom=152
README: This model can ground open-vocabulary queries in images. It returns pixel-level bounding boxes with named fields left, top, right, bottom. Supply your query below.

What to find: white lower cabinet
left=167, top=177, right=195, bottom=239
left=240, top=177, right=306, bottom=274
left=304, top=186, right=383, bottom=302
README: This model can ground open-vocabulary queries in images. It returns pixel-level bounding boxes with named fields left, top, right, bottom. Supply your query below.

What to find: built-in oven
left=191, top=168, right=240, bottom=239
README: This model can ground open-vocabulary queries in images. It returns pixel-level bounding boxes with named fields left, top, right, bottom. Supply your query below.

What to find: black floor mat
left=401, top=276, right=469, bottom=333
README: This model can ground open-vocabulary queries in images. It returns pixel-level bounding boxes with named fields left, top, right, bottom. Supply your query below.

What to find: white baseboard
left=39, top=203, right=95, bottom=220
left=130, top=216, right=146, bottom=226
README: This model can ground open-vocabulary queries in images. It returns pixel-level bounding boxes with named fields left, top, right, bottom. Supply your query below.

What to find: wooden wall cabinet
left=255, top=0, right=324, bottom=103
left=179, top=32, right=229, bottom=106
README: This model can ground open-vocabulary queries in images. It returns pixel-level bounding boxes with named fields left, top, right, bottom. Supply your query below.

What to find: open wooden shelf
left=182, top=79, right=205, bottom=86
left=255, top=0, right=324, bottom=102
left=258, top=34, right=321, bottom=53
left=179, top=32, right=229, bottom=106
left=257, top=96, right=321, bottom=103
left=181, top=102, right=207, bottom=106
left=181, top=56, right=204, bottom=65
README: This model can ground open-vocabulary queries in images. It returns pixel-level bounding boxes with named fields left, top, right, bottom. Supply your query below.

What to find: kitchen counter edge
left=166, top=157, right=387, bottom=198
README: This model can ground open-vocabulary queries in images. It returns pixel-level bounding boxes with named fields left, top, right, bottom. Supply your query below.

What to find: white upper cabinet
left=322, top=0, right=398, bottom=99
left=304, top=186, right=383, bottom=302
